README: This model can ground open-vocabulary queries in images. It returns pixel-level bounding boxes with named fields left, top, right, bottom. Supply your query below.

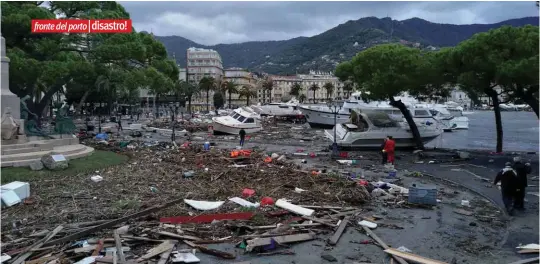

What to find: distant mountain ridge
left=155, top=16, right=539, bottom=75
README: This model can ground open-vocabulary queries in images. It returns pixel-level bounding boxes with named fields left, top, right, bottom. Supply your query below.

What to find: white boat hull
left=298, top=106, right=350, bottom=128
left=450, top=117, right=469, bottom=130
left=325, top=125, right=442, bottom=149
left=211, top=121, right=262, bottom=135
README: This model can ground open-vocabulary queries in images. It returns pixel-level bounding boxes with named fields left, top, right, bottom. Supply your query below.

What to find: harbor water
left=427, top=111, right=539, bottom=152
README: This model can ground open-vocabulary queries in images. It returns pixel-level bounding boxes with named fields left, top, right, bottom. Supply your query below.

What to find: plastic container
left=408, top=183, right=438, bottom=205
left=203, top=142, right=210, bottom=151
left=388, top=169, right=397, bottom=178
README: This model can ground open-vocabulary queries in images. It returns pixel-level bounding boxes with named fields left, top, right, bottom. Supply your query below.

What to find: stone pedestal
left=1, top=35, right=20, bottom=120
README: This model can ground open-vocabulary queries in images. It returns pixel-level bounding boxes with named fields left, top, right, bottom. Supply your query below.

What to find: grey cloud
left=120, top=1, right=538, bottom=45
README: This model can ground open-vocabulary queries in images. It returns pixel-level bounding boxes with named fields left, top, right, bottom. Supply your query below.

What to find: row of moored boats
left=211, top=92, right=472, bottom=148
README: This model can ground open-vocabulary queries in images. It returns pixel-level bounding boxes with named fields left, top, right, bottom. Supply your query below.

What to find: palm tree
left=309, top=84, right=320, bottom=103
left=289, top=83, right=302, bottom=98
left=342, top=80, right=354, bottom=98
left=239, top=85, right=257, bottom=106
left=199, top=77, right=216, bottom=113
left=323, top=82, right=335, bottom=100
left=181, top=82, right=199, bottom=114
left=221, top=81, right=239, bottom=109
left=262, top=80, right=273, bottom=103
left=298, top=94, right=307, bottom=103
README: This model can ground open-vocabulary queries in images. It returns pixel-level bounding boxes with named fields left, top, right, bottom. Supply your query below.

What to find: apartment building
left=265, top=75, right=302, bottom=103
left=262, top=70, right=343, bottom=103
left=186, top=47, right=224, bottom=111
left=223, top=67, right=258, bottom=107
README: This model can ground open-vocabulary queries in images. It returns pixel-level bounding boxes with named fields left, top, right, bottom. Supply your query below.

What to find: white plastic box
left=1, top=181, right=30, bottom=200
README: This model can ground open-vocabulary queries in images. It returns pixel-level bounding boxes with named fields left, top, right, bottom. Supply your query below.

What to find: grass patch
left=1, top=150, right=129, bottom=184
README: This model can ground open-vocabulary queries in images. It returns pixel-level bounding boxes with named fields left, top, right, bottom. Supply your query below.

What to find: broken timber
left=11, top=225, right=64, bottom=264
left=327, top=216, right=350, bottom=245
left=160, top=212, right=254, bottom=224
left=245, top=232, right=316, bottom=252
left=361, top=226, right=408, bottom=264
left=508, top=257, right=540, bottom=264
left=155, top=231, right=201, bottom=241
left=183, top=240, right=235, bottom=259
left=384, top=248, right=448, bottom=264
left=114, top=230, right=126, bottom=263
left=137, top=240, right=176, bottom=262
left=44, top=198, right=184, bottom=247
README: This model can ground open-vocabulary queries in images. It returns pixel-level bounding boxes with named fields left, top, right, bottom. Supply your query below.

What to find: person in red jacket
left=383, top=136, right=396, bottom=164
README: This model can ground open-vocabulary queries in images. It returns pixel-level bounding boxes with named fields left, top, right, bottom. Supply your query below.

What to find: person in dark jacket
left=239, top=129, right=246, bottom=147
left=512, top=157, right=532, bottom=210
left=381, top=138, right=388, bottom=164
left=494, top=162, right=518, bottom=215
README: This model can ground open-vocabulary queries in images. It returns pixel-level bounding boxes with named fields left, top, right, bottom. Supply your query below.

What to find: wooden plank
left=136, top=240, right=176, bottom=262
left=23, top=256, right=57, bottom=264
left=384, top=248, right=448, bottom=264
left=518, top=249, right=540, bottom=254
left=328, top=216, right=350, bottom=245
left=245, top=232, right=316, bottom=252
left=453, top=209, right=473, bottom=216
left=301, top=216, right=335, bottom=228
left=120, top=236, right=165, bottom=243
left=155, top=231, right=201, bottom=241
left=44, top=198, right=184, bottom=247
left=183, top=240, right=235, bottom=259
left=156, top=245, right=174, bottom=264
left=113, top=230, right=126, bottom=263
left=508, top=257, right=540, bottom=264
left=361, top=226, right=408, bottom=264
left=160, top=212, right=254, bottom=224
left=12, top=225, right=64, bottom=264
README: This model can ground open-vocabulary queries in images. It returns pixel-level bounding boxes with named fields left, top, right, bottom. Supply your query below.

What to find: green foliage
left=2, top=1, right=179, bottom=119
left=309, top=83, right=320, bottom=102
left=238, top=85, right=257, bottom=105
left=213, top=91, right=225, bottom=109
left=289, top=83, right=302, bottom=97
left=221, top=81, right=239, bottom=108
left=323, top=82, right=335, bottom=99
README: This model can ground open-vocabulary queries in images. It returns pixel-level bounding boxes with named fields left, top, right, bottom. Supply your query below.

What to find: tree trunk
left=488, top=90, right=503, bottom=153
left=206, top=90, right=210, bottom=113
left=155, top=94, right=160, bottom=118
left=246, top=96, right=250, bottom=106
left=188, top=96, right=192, bottom=114
left=524, top=97, right=539, bottom=118
left=313, top=92, right=316, bottom=103
left=75, top=90, right=91, bottom=117
left=390, top=97, right=424, bottom=150
left=228, top=91, right=232, bottom=109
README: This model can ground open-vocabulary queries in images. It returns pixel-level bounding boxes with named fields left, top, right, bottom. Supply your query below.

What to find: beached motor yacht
left=211, top=107, right=262, bottom=135
left=251, top=98, right=302, bottom=117
left=416, top=103, right=469, bottom=130
left=324, top=109, right=443, bottom=149
left=298, top=92, right=418, bottom=128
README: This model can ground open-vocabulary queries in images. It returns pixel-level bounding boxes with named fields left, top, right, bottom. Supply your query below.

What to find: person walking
left=239, top=128, right=246, bottom=147
left=381, top=138, right=388, bottom=164
left=494, top=162, right=518, bottom=215
left=512, top=157, right=532, bottom=210
left=117, top=113, right=123, bottom=132
left=383, top=136, right=396, bottom=165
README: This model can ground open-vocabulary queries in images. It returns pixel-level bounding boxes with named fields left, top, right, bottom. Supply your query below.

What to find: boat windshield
left=358, top=110, right=399, bottom=128
left=237, top=115, right=246, bottom=122
left=447, top=109, right=463, bottom=116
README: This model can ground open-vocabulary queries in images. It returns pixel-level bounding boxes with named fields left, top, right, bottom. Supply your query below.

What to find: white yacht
left=324, top=109, right=443, bottom=149
left=416, top=103, right=469, bottom=130
left=298, top=92, right=418, bottom=128
left=211, top=107, right=262, bottom=135
left=251, top=98, right=302, bottom=117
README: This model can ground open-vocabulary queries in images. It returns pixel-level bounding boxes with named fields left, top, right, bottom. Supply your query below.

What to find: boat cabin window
left=237, top=115, right=246, bottom=122
left=230, top=112, right=241, bottom=119
left=244, top=118, right=255, bottom=123
left=414, top=109, right=430, bottom=117
left=278, top=105, right=290, bottom=109
left=429, top=110, right=439, bottom=116
left=293, top=106, right=298, bottom=110
left=448, top=109, right=463, bottom=116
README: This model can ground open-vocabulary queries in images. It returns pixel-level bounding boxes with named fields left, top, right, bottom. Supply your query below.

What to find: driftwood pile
left=1, top=144, right=375, bottom=263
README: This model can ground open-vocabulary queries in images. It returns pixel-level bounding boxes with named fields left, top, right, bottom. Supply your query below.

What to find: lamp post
left=169, top=102, right=180, bottom=143
left=326, top=101, right=342, bottom=157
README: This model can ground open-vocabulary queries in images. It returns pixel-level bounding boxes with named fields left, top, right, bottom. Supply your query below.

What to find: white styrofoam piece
left=275, top=199, right=314, bottom=216
left=1, top=181, right=30, bottom=200
left=228, top=197, right=260, bottom=208
left=516, top=243, right=540, bottom=250
left=0, top=189, right=21, bottom=207
left=184, top=199, right=224, bottom=211
left=171, top=252, right=200, bottom=263
left=1, top=254, right=12, bottom=263
left=358, top=220, right=377, bottom=229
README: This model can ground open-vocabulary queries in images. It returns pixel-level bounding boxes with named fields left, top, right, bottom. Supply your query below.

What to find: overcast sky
left=120, top=1, right=538, bottom=45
